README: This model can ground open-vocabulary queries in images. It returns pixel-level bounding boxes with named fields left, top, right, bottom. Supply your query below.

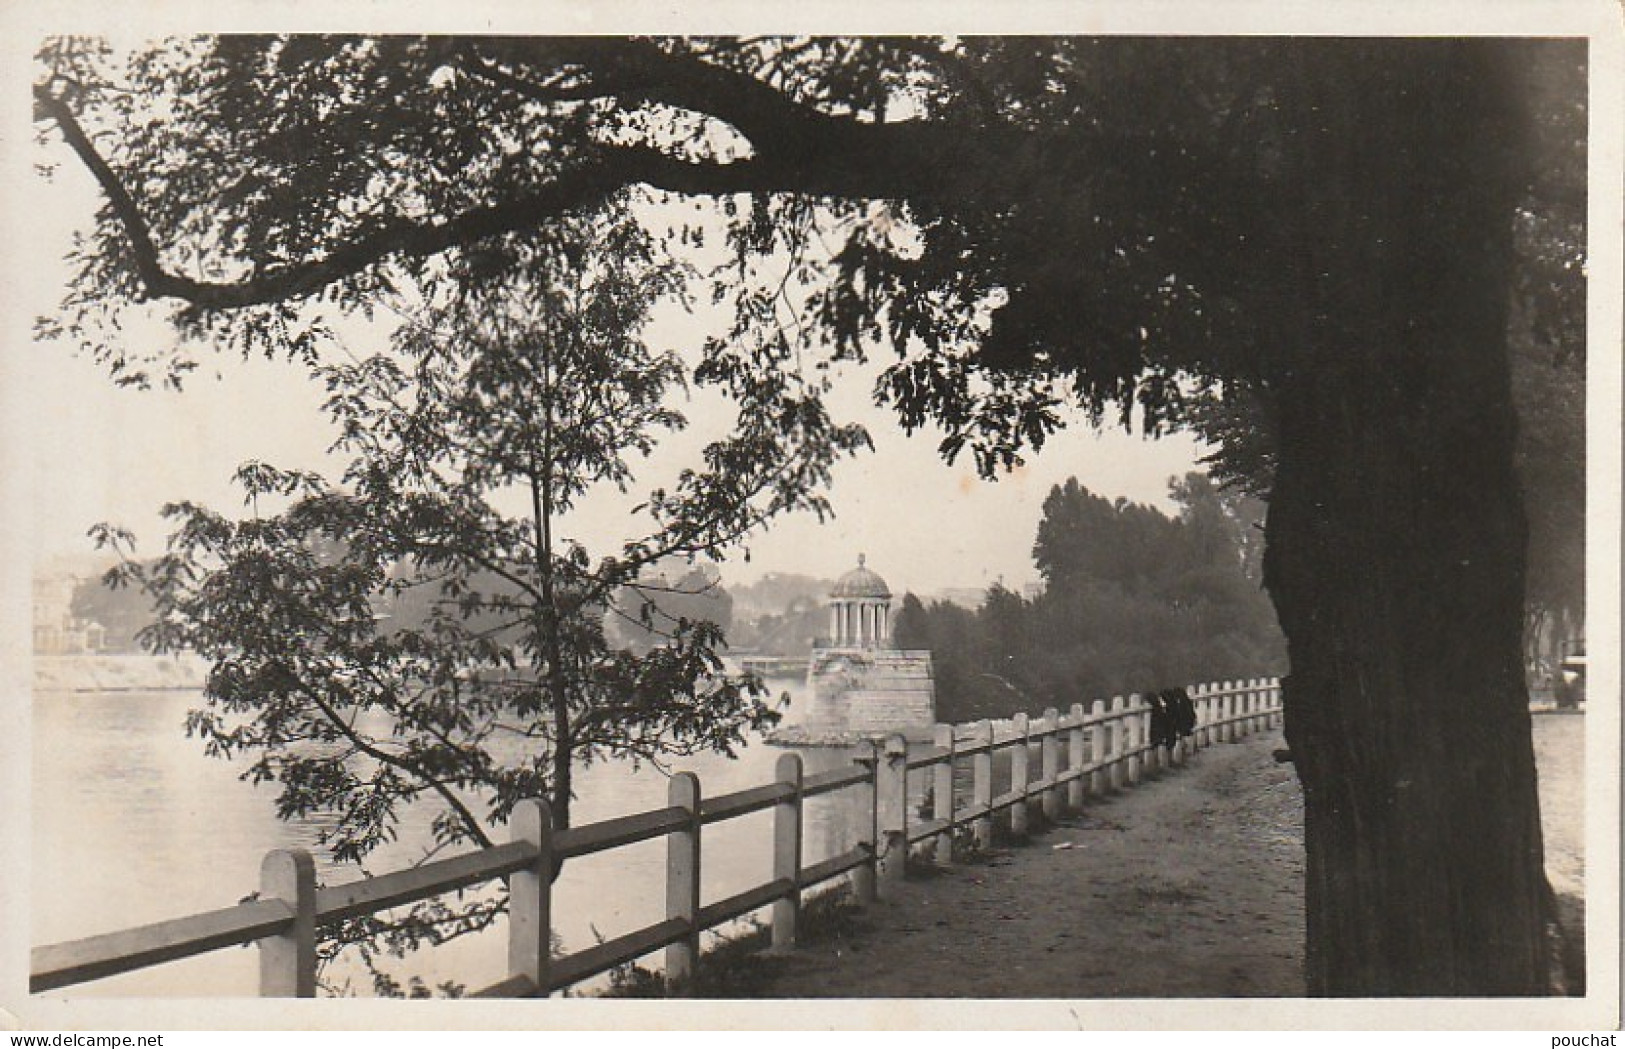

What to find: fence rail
left=30, top=677, right=1284, bottom=997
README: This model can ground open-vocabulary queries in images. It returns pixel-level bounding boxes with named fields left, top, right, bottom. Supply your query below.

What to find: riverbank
left=32, top=688, right=1585, bottom=998
left=33, top=652, right=208, bottom=693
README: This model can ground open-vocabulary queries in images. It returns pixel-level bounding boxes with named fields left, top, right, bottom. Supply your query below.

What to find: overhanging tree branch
left=33, top=43, right=1048, bottom=316
left=37, top=81, right=688, bottom=308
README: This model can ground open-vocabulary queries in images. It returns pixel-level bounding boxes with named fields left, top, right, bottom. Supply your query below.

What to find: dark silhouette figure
left=1145, top=689, right=1176, bottom=750
left=1164, top=687, right=1198, bottom=739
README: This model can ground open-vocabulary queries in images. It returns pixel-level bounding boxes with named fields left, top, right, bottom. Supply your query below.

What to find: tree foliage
left=89, top=210, right=866, bottom=992
left=69, top=565, right=153, bottom=650
left=606, top=562, right=734, bottom=656
left=897, top=473, right=1284, bottom=722
left=23, top=37, right=1365, bottom=444
left=31, top=38, right=1579, bottom=496
left=1179, top=44, right=1586, bottom=671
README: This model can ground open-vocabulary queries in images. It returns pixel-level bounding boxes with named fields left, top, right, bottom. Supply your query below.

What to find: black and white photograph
left=4, top=1, right=1620, bottom=1033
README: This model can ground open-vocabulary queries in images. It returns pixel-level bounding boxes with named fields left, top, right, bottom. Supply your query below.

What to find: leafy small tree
left=94, top=214, right=867, bottom=991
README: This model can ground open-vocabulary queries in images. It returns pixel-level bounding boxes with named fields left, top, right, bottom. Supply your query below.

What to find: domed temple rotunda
left=771, top=555, right=936, bottom=744
left=827, top=554, right=893, bottom=647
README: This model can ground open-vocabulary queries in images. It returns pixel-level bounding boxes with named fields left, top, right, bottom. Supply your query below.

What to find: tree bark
left=1261, top=41, right=1555, bottom=995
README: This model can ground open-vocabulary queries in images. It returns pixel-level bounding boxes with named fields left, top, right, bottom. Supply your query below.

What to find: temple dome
left=831, top=554, right=891, bottom=600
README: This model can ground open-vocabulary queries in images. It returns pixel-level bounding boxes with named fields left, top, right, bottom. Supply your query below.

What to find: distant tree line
left=606, top=564, right=734, bottom=656
left=895, top=472, right=1286, bottom=723
left=70, top=571, right=150, bottom=650
left=724, top=572, right=833, bottom=657
left=74, top=552, right=744, bottom=659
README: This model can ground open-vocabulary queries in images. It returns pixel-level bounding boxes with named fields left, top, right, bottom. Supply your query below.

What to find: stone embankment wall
left=33, top=653, right=208, bottom=692
left=772, top=648, right=935, bottom=744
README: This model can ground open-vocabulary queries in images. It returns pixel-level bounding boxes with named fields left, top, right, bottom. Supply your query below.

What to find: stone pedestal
left=769, top=646, right=936, bottom=745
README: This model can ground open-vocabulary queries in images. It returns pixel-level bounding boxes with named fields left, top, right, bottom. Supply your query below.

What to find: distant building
left=33, top=574, right=105, bottom=655
left=771, top=555, right=935, bottom=744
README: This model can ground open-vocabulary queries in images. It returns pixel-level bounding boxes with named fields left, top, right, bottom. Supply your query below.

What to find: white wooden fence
left=31, top=677, right=1284, bottom=997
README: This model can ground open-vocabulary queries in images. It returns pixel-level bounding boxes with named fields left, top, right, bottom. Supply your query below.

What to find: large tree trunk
left=1261, top=41, right=1555, bottom=995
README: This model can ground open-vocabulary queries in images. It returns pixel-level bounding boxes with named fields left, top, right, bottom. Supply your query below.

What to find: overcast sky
left=11, top=104, right=1207, bottom=600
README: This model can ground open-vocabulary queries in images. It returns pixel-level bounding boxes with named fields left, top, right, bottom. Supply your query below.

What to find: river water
left=30, top=688, right=1585, bottom=997
left=31, top=680, right=873, bottom=997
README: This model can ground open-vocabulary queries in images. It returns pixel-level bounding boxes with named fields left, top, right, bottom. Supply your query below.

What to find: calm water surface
left=32, top=680, right=870, bottom=996
left=31, top=688, right=1585, bottom=996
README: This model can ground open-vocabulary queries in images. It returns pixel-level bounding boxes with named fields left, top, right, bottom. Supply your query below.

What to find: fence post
left=507, top=798, right=554, bottom=996
left=1172, top=690, right=1188, bottom=765
left=1187, top=688, right=1202, bottom=757
left=1190, top=684, right=1204, bottom=748
left=852, top=741, right=878, bottom=905
left=1091, top=699, right=1109, bottom=794
left=1067, top=703, right=1086, bottom=811
left=877, top=733, right=910, bottom=895
left=1271, top=677, right=1283, bottom=728
left=1161, top=696, right=1174, bottom=771
left=1219, top=682, right=1234, bottom=743
left=1143, top=697, right=1156, bottom=774
left=1040, top=708, right=1061, bottom=823
left=1010, top=713, right=1031, bottom=838
left=1102, top=697, right=1118, bottom=790
left=1120, top=697, right=1135, bottom=788
left=258, top=848, right=316, bottom=998
left=772, top=754, right=804, bottom=952
left=1125, top=696, right=1142, bottom=786
left=972, top=720, right=994, bottom=850
left=665, top=772, right=702, bottom=987
left=933, top=723, right=955, bottom=866
left=1169, top=699, right=1181, bottom=767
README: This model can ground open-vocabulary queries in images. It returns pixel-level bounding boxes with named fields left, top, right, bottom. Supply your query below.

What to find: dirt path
left=760, top=733, right=1306, bottom=998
